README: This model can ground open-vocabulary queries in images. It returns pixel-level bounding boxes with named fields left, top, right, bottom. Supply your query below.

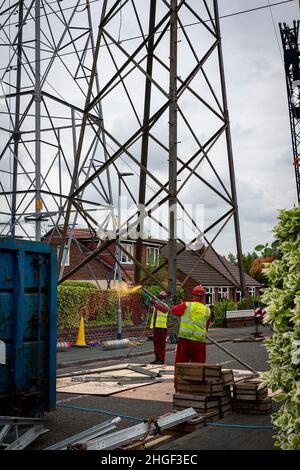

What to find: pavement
left=158, top=411, right=280, bottom=451
left=57, top=325, right=272, bottom=370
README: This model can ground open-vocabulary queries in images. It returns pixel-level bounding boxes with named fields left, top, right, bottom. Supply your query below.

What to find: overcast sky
left=215, top=0, right=299, bottom=254
left=0, top=0, right=299, bottom=256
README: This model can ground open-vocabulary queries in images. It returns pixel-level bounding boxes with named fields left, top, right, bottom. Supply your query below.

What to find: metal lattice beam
left=0, top=0, right=246, bottom=294
left=279, top=20, right=300, bottom=202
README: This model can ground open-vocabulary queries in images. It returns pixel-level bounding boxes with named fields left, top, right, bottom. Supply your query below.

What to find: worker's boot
left=150, top=360, right=158, bottom=364
left=155, top=360, right=164, bottom=365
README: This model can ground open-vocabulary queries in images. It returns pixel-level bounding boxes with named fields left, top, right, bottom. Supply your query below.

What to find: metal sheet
left=87, top=408, right=198, bottom=450
left=46, top=417, right=121, bottom=450
left=5, top=425, right=48, bottom=450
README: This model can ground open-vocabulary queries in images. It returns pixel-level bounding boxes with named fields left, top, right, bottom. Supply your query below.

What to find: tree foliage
left=250, top=256, right=275, bottom=285
left=261, top=206, right=300, bottom=450
left=227, top=251, right=258, bottom=275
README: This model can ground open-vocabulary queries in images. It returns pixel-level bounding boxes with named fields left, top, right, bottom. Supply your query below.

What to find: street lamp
left=116, top=172, right=133, bottom=339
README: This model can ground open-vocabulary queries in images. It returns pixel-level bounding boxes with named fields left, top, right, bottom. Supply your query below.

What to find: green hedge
left=212, top=300, right=236, bottom=324
left=57, top=285, right=90, bottom=330
left=211, top=296, right=264, bottom=325
left=61, top=280, right=97, bottom=289
left=237, top=295, right=264, bottom=310
left=57, top=285, right=134, bottom=329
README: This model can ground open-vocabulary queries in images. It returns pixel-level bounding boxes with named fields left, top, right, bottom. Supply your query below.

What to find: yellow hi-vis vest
left=178, top=302, right=210, bottom=342
left=150, top=308, right=168, bottom=329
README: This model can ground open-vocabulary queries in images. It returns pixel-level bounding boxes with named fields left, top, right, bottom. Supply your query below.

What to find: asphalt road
left=27, top=338, right=277, bottom=451
left=132, top=341, right=271, bottom=372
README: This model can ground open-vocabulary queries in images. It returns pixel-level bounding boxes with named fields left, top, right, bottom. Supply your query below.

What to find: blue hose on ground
left=57, top=404, right=273, bottom=429
left=56, top=403, right=144, bottom=422
left=206, top=423, right=273, bottom=429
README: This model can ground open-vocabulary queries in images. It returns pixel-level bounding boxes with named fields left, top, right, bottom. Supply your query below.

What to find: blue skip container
left=0, top=238, right=57, bottom=417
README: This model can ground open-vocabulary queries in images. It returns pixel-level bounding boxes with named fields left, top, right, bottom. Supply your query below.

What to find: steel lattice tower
left=280, top=20, right=300, bottom=202
left=0, top=0, right=246, bottom=296
left=0, top=1, right=114, bottom=235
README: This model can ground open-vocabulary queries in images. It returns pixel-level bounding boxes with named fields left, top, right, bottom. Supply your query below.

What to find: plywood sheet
left=56, top=364, right=174, bottom=396
left=113, top=380, right=175, bottom=402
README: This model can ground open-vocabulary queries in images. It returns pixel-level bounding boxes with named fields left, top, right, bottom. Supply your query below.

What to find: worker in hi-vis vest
left=171, top=285, right=212, bottom=390
left=149, top=291, right=169, bottom=365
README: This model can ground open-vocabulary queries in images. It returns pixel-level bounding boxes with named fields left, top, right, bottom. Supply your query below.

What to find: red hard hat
left=192, top=285, right=206, bottom=296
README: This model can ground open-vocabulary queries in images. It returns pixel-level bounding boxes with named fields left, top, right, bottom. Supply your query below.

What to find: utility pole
left=214, top=0, right=246, bottom=296
left=168, top=0, right=178, bottom=301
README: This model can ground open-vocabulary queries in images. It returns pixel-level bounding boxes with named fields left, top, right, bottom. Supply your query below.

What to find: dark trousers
left=174, top=337, right=206, bottom=391
left=153, top=327, right=167, bottom=363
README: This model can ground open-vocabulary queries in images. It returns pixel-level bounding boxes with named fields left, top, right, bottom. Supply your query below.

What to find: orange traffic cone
left=74, top=316, right=88, bottom=347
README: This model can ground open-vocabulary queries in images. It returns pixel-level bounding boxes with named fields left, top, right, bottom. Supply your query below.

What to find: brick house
left=160, top=244, right=261, bottom=303
left=43, top=228, right=260, bottom=300
left=43, top=227, right=164, bottom=288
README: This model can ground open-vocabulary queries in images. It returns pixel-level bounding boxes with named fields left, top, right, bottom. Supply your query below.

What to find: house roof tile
left=160, top=244, right=260, bottom=287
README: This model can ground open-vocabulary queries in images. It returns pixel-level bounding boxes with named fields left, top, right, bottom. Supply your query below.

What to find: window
left=248, top=287, right=256, bottom=297
left=120, top=243, right=133, bottom=264
left=205, top=287, right=214, bottom=305
left=236, top=290, right=242, bottom=302
left=218, top=287, right=229, bottom=301
left=146, top=246, right=159, bottom=266
left=57, top=245, right=70, bottom=266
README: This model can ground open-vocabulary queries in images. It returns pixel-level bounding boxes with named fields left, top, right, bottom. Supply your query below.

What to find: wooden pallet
left=177, top=379, right=225, bottom=396
left=170, top=415, right=206, bottom=434
left=233, top=379, right=268, bottom=401
left=220, top=403, right=233, bottom=418
left=232, top=407, right=272, bottom=415
left=175, top=363, right=222, bottom=381
left=219, top=394, right=232, bottom=406
left=222, top=370, right=234, bottom=386
left=173, top=393, right=219, bottom=412
left=232, top=396, right=272, bottom=414
left=205, top=409, right=221, bottom=423
left=121, top=434, right=175, bottom=450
